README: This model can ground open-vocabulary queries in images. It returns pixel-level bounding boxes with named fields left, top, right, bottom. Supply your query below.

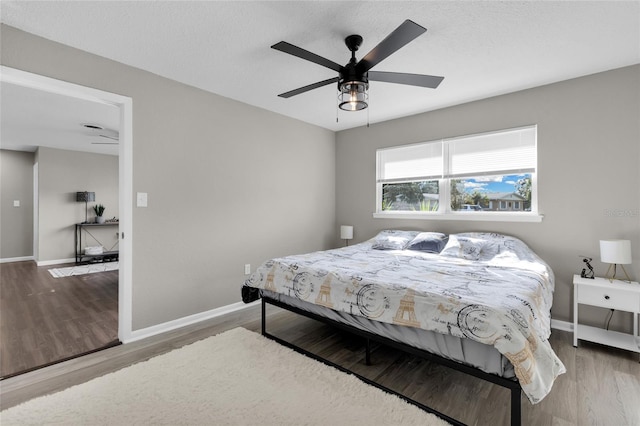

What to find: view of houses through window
left=377, top=125, right=537, bottom=216
left=381, top=173, right=532, bottom=212
left=450, top=174, right=532, bottom=211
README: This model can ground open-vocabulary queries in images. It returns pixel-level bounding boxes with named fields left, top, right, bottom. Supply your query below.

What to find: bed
left=242, top=231, right=566, bottom=425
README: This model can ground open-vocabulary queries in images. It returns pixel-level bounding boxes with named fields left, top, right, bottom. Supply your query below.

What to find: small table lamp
left=76, top=191, right=95, bottom=224
left=340, top=225, right=353, bottom=246
left=600, top=239, right=632, bottom=282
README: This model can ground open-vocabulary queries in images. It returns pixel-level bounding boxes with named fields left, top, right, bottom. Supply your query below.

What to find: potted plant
left=93, top=204, right=106, bottom=224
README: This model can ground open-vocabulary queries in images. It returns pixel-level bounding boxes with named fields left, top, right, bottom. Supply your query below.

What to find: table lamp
left=340, top=225, right=353, bottom=247
left=76, top=191, right=95, bottom=224
left=599, top=239, right=632, bottom=282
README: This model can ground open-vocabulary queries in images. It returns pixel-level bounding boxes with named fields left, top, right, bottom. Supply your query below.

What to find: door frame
left=1, top=66, right=134, bottom=342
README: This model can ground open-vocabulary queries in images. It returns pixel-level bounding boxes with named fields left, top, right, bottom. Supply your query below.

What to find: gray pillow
left=406, top=232, right=448, bottom=253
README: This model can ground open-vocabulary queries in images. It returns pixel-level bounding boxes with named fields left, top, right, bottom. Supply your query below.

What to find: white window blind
left=377, top=141, right=442, bottom=183
left=446, top=126, right=536, bottom=178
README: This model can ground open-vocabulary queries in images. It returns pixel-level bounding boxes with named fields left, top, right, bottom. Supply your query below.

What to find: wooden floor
left=0, top=261, right=118, bottom=378
left=1, top=303, right=638, bottom=425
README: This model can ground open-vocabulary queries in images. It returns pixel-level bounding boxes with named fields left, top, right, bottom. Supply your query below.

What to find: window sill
left=373, top=211, right=544, bottom=223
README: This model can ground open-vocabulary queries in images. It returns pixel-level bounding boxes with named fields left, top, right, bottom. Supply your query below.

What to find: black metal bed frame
left=261, top=296, right=522, bottom=426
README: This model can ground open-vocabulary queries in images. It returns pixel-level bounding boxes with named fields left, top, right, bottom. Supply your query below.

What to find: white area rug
left=0, top=327, right=449, bottom=426
left=48, top=261, right=118, bottom=278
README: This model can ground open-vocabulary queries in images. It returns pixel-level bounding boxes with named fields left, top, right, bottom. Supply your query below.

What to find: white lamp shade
left=600, top=240, right=632, bottom=264
left=340, top=225, right=354, bottom=240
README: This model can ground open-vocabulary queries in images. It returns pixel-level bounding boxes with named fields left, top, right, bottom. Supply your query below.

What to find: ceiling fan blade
left=271, top=41, right=342, bottom=72
left=356, top=20, right=426, bottom=74
left=278, top=77, right=339, bottom=98
left=368, top=71, right=444, bottom=89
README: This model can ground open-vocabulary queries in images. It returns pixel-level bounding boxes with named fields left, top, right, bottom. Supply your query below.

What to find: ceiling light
left=338, top=80, right=368, bottom=111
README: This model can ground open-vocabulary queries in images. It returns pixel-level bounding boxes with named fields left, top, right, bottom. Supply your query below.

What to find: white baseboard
left=36, top=258, right=75, bottom=267
left=0, top=256, right=34, bottom=264
left=551, top=318, right=573, bottom=332
left=123, top=300, right=260, bottom=344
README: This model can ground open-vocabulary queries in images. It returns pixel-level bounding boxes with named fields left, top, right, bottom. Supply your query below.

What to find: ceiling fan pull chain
left=367, top=88, right=370, bottom=128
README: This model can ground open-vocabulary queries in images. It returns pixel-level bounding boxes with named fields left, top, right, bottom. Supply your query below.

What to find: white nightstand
left=573, top=274, right=640, bottom=354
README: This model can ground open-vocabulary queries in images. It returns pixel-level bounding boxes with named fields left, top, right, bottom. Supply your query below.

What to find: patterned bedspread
left=243, top=232, right=566, bottom=403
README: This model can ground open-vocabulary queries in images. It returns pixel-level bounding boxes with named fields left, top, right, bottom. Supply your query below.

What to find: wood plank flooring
left=0, top=261, right=118, bottom=378
left=1, top=303, right=638, bottom=425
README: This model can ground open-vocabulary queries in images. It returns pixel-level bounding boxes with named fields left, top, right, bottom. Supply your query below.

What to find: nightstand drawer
left=577, top=284, right=640, bottom=311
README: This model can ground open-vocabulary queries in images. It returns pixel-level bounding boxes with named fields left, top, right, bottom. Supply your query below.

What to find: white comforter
left=244, top=232, right=566, bottom=403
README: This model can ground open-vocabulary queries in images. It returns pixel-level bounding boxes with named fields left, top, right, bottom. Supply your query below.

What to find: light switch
left=13, top=200, right=20, bottom=207
left=137, top=192, right=148, bottom=207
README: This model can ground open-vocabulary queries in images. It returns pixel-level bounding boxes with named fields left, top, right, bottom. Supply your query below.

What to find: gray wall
left=0, top=149, right=34, bottom=259
left=336, top=65, right=640, bottom=332
left=1, top=25, right=336, bottom=330
left=37, top=147, right=119, bottom=262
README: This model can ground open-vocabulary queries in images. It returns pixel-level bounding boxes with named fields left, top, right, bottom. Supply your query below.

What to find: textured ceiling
left=1, top=82, right=120, bottom=155
left=1, top=1, right=639, bottom=134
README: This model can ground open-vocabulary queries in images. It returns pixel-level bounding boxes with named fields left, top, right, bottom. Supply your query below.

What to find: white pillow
left=371, top=230, right=420, bottom=250
left=440, top=235, right=494, bottom=261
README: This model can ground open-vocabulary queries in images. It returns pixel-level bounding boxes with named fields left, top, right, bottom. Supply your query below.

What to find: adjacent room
left=1, top=84, right=121, bottom=378
left=1, top=2, right=638, bottom=425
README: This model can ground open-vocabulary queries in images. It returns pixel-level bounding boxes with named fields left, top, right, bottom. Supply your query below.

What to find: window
left=375, top=126, right=539, bottom=221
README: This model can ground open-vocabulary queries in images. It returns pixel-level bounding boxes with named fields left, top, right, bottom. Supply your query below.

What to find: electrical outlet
left=13, top=200, right=20, bottom=207
left=244, top=264, right=251, bottom=275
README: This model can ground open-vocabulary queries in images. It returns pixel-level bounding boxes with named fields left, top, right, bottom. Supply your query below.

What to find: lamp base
left=605, top=263, right=632, bottom=283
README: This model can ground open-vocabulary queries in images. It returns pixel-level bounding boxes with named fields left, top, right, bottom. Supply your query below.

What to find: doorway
left=0, top=66, right=133, bottom=376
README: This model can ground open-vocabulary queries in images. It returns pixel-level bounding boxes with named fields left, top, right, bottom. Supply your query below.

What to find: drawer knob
left=604, top=295, right=610, bottom=300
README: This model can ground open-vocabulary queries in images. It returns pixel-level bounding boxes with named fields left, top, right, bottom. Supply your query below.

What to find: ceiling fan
left=271, top=19, right=444, bottom=111
left=83, top=123, right=120, bottom=144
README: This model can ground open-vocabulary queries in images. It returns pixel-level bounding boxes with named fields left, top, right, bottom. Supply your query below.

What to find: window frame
left=374, top=125, right=542, bottom=223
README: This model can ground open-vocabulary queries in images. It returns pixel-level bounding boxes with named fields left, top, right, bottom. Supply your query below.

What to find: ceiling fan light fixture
left=338, top=80, right=368, bottom=111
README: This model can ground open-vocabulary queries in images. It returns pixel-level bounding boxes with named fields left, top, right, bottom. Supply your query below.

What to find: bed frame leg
left=261, top=298, right=266, bottom=336
left=365, top=338, right=371, bottom=366
left=511, top=387, right=521, bottom=426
